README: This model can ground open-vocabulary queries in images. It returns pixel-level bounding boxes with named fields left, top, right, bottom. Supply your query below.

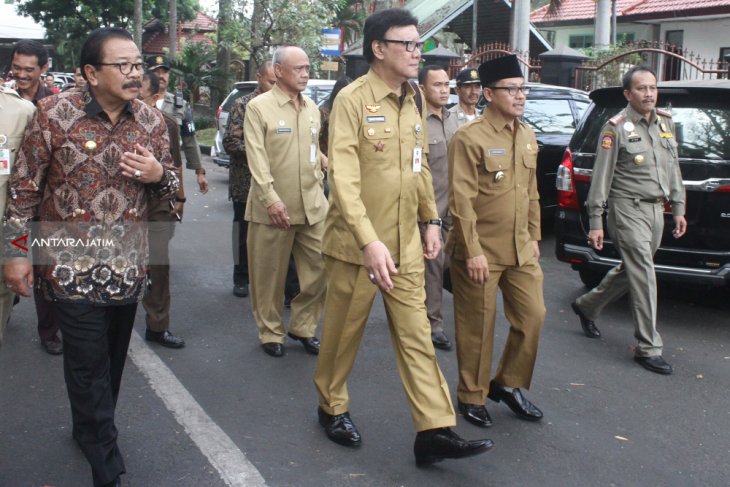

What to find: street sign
left=320, top=28, right=341, bottom=57
left=321, top=61, right=339, bottom=72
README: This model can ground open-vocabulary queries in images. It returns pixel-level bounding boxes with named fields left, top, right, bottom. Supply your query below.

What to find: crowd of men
left=0, top=6, right=685, bottom=486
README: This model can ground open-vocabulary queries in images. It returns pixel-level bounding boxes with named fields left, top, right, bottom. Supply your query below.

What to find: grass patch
left=196, top=127, right=216, bottom=146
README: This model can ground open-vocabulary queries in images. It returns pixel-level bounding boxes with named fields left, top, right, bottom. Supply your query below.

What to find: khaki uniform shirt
left=159, top=92, right=202, bottom=170
left=243, top=84, right=327, bottom=226
left=449, top=103, right=481, bottom=128
left=426, top=106, right=458, bottom=219
left=446, top=104, right=541, bottom=267
left=587, top=104, right=686, bottom=229
left=0, top=87, right=35, bottom=180
left=322, top=69, right=438, bottom=274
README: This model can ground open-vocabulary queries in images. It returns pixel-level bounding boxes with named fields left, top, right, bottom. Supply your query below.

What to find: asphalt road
left=1, top=155, right=729, bottom=487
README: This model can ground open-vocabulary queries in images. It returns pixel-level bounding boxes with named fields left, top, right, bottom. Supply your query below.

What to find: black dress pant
left=54, top=301, right=137, bottom=486
left=233, top=201, right=249, bottom=287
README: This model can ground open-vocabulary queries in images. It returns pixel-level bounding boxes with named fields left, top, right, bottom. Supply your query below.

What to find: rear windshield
left=523, top=99, right=579, bottom=134
left=573, top=97, right=730, bottom=161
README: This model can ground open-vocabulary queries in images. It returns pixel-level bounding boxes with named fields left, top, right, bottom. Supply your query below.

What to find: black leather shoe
left=233, top=283, right=249, bottom=297
left=457, top=401, right=492, bottom=428
left=318, top=407, right=362, bottom=447
left=100, top=476, right=121, bottom=487
left=287, top=332, right=320, bottom=355
left=41, top=337, right=63, bottom=355
left=571, top=301, right=601, bottom=338
left=487, top=381, right=543, bottom=421
left=145, top=329, right=185, bottom=348
left=634, top=355, right=673, bottom=375
left=431, top=331, right=452, bottom=351
left=261, top=342, right=284, bottom=357
left=414, top=428, right=494, bottom=466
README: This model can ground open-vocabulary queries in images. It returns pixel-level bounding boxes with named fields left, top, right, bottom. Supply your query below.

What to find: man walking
left=418, top=65, right=458, bottom=351
left=571, top=65, right=686, bottom=375
left=447, top=55, right=546, bottom=427
left=244, top=46, right=327, bottom=357
left=4, top=27, right=178, bottom=486
left=223, top=61, right=275, bottom=298
left=314, top=8, right=493, bottom=466
left=449, top=67, right=482, bottom=127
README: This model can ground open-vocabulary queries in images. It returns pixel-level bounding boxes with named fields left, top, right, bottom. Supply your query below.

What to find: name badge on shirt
left=412, top=147, right=422, bottom=173
left=367, top=116, right=385, bottom=123
left=276, top=128, right=292, bottom=134
left=488, top=149, right=506, bottom=156
left=0, top=135, right=9, bottom=176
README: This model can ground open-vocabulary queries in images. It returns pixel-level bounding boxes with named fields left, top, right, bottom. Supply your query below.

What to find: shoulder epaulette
left=608, top=113, right=625, bottom=126
left=656, top=108, right=672, bottom=118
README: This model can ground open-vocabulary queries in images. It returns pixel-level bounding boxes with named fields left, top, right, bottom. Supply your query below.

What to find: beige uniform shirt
left=587, top=104, right=686, bottom=230
left=322, top=70, right=438, bottom=273
left=446, top=104, right=541, bottom=267
left=426, top=106, right=458, bottom=218
left=0, top=87, right=35, bottom=181
left=244, top=84, right=327, bottom=226
left=449, top=103, right=481, bottom=128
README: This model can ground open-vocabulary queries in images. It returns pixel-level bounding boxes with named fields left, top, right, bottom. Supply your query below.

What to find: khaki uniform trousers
left=423, top=225, right=450, bottom=333
left=314, top=256, right=456, bottom=432
left=452, top=257, right=545, bottom=405
left=575, top=198, right=664, bottom=356
left=248, top=220, right=325, bottom=344
left=143, top=201, right=176, bottom=332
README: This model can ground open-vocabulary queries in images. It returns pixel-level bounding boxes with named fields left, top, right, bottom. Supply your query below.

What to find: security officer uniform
left=447, top=58, right=545, bottom=409
left=146, top=56, right=206, bottom=175
left=0, top=86, right=35, bottom=347
left=244, top=83, right=327, bottom=345
left=574, top=104, right=685, bottom=357
left=314, top=70, right=456, bottom=432
left=424, top=105, right=457, bottom=341
left=449, top=67, right=482, bottom=128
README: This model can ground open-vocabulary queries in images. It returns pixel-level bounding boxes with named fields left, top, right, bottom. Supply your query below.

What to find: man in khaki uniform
left=244, top=46, right=327, bottom=358
left=447, top=55, right=546, bottom=428
left=314, top=8, right=493, bottom=466
left=571, top=65, right=686, bottom=375
left=418, top=65, right=458, bottom=351
left=449, top=67, right=482, bottom=127
left=0, top=85, right=35, bottom=348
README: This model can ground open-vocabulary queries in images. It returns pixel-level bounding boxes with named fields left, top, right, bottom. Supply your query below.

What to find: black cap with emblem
left=455, top=67, right=481, bottom=86
left=145, top=54, right=170, bottom=71
left=478, top=55, right=524, bottom=86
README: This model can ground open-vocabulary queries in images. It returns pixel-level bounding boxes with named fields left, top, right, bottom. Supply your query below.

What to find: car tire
left=578, top=268, right=605, bottom=289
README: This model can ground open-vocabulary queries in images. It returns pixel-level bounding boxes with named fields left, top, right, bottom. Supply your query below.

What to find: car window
left=672, top=106, right=730, bottom=160
left=523, top=99, right=577, bottom=134
left=222, top=87, right=256, bottom=112
left=574, top=100, right=590, bottom=121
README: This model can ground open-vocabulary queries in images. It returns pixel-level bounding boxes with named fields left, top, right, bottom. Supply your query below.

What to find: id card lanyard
left=0, top=135, right=11, bottom=176
left=412, top=124, right=422, bottom=173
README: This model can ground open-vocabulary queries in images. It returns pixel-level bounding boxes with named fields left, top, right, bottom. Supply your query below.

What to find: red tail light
left=556, top=149, right=579, bottom=209
left=215, top=105, right=222, bottom=130
left=714, top=185, right=730, bottom=192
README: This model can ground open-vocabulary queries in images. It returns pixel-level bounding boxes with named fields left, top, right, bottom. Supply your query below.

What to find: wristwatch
left=426, top=218, right=442, bottom=227
left=195, top=168, right=206, bottom=175
left=176, top=196, right=187, bottom=203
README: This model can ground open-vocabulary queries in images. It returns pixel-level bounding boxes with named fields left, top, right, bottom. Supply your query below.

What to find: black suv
left=478, top=83, right=591, bottom=220
left=554, top=79, right=730, bottom=289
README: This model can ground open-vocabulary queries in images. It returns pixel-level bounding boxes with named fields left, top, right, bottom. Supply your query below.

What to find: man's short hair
left=79, top=27, right=134, bottom=81
left=418, top=65, right=447, bottom=85
left=257, top=60, right=273, bottom=76
left=143, top=71, right=160, bottom=96
left=46, top=73, right=54, bottom=80
left=11, top=39, right=48, bottom=67
left=363, top=8, right=418, bottom=64
left=622, top=65, right=656, bottom=91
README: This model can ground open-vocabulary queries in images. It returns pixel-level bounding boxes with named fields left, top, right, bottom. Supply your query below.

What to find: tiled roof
left=142, top=11, right=217, bottom=55
left=180, top=11, right=217, bottom=32
left=531, top=0, right=730, bottom=23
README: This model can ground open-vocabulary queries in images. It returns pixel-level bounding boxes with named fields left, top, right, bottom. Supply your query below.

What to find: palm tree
left=333, top=0, right=365, bottom=55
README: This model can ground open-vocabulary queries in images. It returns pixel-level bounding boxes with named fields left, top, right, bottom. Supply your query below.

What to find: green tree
left=172, top=38, right=219, bottom=103
left=16, top=0, right=199, bottom=70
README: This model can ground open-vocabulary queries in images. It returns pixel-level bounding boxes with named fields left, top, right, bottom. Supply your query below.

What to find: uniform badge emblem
left=526, top=143, right=532, bottom=151
left=365, top=104, right=381, bottom=113
left=495, top=171, right=505, bottom=182
left=634, top=155, right=644, bottom=165
left=367, top=128, right=375, bottom=136
left=600, top=132, right=614, bottom=150
left=623, top=121, right=635, bottom=132
left=278, top=120, right=285, bottom=126
left=0, top=135, right=7, bottom=146
left=374, top=141, right=384, bottom=152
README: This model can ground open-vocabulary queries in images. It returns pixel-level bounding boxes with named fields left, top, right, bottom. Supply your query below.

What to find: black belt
left=639, top=197, right=666, bottom=204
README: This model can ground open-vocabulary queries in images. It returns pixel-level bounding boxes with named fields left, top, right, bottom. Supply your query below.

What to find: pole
left=472, top=0, right=478, bottom=56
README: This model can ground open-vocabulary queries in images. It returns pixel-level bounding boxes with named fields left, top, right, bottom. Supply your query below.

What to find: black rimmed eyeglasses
left=97, top=62, right=147, bottom=75
left=379, top=39, right=425, bottom=52
left=490, top=86, right=531, bottom=96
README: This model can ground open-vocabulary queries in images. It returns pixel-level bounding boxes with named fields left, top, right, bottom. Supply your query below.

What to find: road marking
left=129, top=331, right=267, bottom=487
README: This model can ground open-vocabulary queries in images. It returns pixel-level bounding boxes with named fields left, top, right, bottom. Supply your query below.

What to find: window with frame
left=569, top=35, right=593, bottom=49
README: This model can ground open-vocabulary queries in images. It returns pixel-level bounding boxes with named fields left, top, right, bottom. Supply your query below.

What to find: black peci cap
left=478, top=55, right=524, bottom=86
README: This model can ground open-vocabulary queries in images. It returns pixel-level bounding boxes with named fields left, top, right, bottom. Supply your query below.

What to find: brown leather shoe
left=41, top=337, right=63, bottom=355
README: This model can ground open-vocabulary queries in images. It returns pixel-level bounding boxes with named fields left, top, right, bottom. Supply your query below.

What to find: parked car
left=477, top=82, right=591, bottom=221
left=212, top=79, right=336, bottom=167
left=554, top=79, right=730, bottom=289
left=49, top=72, right=74, bottom=89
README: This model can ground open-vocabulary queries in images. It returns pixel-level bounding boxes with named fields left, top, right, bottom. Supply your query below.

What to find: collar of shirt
left=365, top=69, right=416, bottom=103
left=84, top=89, right=135, bottom=121
left=32, top=83, right=54, bottom=104
left=484, top=104, right=516, bottom=133
left=271, top=83, right=309, bottom=108
left=426, top=106, right=451, bottom=120
left=625, top=103, right=658, bottom=126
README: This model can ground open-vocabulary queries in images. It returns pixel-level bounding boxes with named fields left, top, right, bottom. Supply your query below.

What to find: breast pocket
left=482, top=154, right=512, bottom=188
left=361, top=125, right=395, bottom=163
left=620, top=141, right=649, bottom=168
left=523, top=145, right=538, bottom=169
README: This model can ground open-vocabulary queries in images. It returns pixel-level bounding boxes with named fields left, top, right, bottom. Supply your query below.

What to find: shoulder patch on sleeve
left=600, top=131, right=615, bottom=150
left=608, top=114, right=624, bottom=126
left=656, top=108, right=672, bottom=118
